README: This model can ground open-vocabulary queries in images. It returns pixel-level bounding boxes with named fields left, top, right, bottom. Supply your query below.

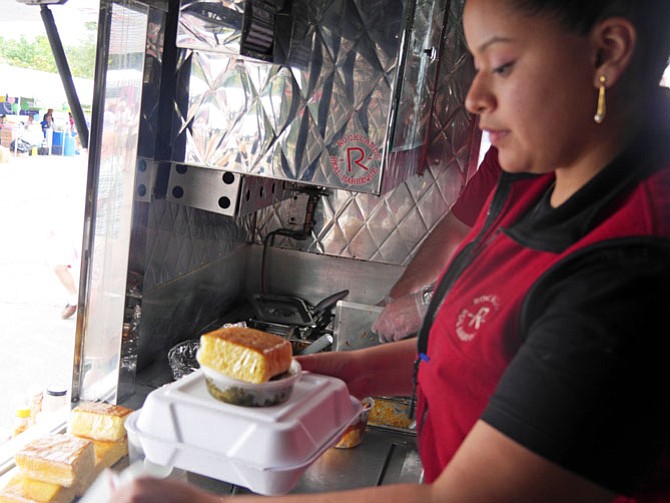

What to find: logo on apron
left=455, top=294, right=500, bottom=342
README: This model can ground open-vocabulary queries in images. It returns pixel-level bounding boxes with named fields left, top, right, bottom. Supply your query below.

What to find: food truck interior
left=73, top=0, right=481, bottom=403
left=4, top=0, right=487, bottom=494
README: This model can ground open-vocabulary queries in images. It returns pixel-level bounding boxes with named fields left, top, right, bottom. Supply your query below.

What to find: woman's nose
left=465, top=73, right=492, bottom=115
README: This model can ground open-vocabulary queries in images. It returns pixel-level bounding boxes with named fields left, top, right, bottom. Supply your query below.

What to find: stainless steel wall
left=133, top=0, right=475, bottom=371
left=173, top=0, right=443, bottom=195
left=253, top=0, right=474, bottom=266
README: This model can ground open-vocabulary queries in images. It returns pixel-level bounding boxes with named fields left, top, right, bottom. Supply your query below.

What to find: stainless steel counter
left=118, top=360, right=423, bottom=496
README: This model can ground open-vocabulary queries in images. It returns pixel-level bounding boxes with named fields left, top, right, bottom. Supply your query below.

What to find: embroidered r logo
left=467, top=306, right=491, bottom=330
left=456, top=295, right=500, bottom=342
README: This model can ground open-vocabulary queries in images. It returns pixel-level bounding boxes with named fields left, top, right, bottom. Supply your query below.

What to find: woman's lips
left=484, top=129, right=508, bottom=146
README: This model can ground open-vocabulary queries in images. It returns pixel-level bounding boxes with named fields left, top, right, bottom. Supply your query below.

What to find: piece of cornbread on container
left=68, top=402, right=132, bottom=442
left=0, top=472, right=75, bottom=503
left=92, top=437, right=128, bottom=473
left=21, top=474, right=75, bottom=503
left=198, top=327, right=292, bottom=384
left=14, top=435, right=94, bottom=496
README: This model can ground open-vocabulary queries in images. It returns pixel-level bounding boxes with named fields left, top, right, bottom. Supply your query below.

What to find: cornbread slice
left=198, top=327, right=292, bottom=383
left=0, top=473, right=74, bottom=503
left=92, top=437, right=128, bottom=473
left=14, top=435, right=94, bottom=493
left=67, top=402, right=132, bottom=442
left=21, top=475, right=76, bottom=503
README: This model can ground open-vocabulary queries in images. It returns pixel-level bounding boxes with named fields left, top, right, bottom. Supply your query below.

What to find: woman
left=40, top=112, right=53, bottom=139
left=112, top=1, right=670, bottom=501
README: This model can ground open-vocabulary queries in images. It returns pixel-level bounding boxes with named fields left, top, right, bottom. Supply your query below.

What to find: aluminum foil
left=167, top=339, right=201, bottom=381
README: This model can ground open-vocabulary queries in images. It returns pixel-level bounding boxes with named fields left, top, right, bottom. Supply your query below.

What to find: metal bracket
left=165, top=163, right=292, bottom=216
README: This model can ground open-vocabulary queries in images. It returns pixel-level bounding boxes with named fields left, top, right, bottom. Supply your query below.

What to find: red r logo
left=330, top=134, right=381, bottom=186
left=347, top=147, right=369, bottom=172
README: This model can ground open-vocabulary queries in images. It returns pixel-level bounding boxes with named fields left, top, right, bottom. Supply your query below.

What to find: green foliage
left=0, top=30, right=96, bottom=80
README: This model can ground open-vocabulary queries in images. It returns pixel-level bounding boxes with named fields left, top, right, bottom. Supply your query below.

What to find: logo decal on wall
left=330, top=134, right=381, bottom=186
left=456, top=294, right=500, bottom=342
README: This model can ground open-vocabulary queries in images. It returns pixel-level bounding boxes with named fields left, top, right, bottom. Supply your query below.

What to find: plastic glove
left=372, top=291, right=428, bottom=343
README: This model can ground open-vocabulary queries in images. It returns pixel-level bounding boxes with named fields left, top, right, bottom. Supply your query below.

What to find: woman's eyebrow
left=476, top=35, right=515, bottom=52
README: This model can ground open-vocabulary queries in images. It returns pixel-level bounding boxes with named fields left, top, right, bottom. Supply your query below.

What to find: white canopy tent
left=0, top=64, right=93, bottom=154
left=0, top=63, right=94, bottom=112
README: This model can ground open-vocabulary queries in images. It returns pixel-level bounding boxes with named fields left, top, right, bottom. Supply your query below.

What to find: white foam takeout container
left=125, top=369, right=362, bottom=495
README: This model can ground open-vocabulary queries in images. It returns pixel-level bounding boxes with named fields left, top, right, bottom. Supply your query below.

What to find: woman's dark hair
left=509, top=0, right=670, bottom=88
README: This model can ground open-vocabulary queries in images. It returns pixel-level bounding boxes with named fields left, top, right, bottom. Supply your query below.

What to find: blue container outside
left=51, top=131, right=63, bottom=155
left=63, top=134, right=75, bottom=156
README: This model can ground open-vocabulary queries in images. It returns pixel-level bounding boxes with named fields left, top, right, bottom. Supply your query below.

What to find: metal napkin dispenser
left=174, top=0, right=446, bottom=196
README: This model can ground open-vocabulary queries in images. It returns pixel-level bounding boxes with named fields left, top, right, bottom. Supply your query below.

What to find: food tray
left=368, top=396, right=416, bottom=432
left=128, top=370, right=362, bottom=495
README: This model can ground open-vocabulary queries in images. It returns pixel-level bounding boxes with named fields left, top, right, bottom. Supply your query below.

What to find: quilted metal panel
left=174, top=0, right=446, bottom=195
left=143, top=0, right=471, bottom=286
left=254, top=0, right=472, bottom=267
left=143, top=199, right=252, bottom=290
left=177, top=0, right=245, bottom=54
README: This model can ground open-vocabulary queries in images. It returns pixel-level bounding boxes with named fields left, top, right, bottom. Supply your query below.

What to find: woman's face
left=464, top=0, right=599, bottom=174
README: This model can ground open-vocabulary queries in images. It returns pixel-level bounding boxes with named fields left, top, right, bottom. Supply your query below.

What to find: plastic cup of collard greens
left=334, top=397, right=374, bottom=448
left=198, top=359, right=302, bottom=407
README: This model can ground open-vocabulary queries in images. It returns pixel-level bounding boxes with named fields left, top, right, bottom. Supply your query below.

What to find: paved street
left=0, top=151, right=87, bottom=438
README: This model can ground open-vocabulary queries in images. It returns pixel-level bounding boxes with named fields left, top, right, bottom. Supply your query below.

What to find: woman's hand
left=372, top=292, right=425, bottom=342
left=110, top=476, right=224, bottom=503
left=295, top=351, right=370, bottom=399
left=296, top=339, right=417, bottom=399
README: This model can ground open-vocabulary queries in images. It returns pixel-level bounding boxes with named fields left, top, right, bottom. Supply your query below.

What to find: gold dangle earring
left=594, top=75, right=607, bottom=124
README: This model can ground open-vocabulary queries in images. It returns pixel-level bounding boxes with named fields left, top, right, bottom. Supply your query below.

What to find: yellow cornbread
left=0, top=472, right=74, bottom=503
left=198, top=327, right=292, bottom=384
left=68, top=402, right=132, bottom=442
left=14, top=435, right=94, bottom=495
left=92, top=437, right=128, bottom=473
left=21, top=474, right=76, bottom=503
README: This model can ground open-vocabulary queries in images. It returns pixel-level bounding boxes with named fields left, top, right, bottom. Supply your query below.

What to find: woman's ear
left=590, top=17, right=637, bottom=88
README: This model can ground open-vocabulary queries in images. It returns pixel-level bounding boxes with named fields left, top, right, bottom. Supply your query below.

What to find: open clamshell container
left=125, top=370, right=362, bottom=495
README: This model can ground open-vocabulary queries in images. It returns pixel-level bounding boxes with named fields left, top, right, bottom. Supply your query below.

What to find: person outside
left=40, top=112, right=52, bottom=138
left=22, top=114, right=43, bottom=149
left=45, top=184, right=82, bottom=319
left=373, top=145, right=501, bottom=342
left=112, top=1, right=670, bottom=502
left=52, top=263, right=78, bottom=319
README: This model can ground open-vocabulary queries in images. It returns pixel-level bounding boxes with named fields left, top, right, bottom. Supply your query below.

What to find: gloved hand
left=372, top=291, right=428, bottom=343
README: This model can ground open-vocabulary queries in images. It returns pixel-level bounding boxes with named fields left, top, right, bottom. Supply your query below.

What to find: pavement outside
left=0, top=151, right=87, bottom=439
